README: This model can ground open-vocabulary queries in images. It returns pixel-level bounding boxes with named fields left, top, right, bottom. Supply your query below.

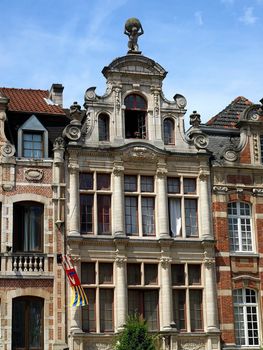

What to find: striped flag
left=62, top=255, right=88, bottom=307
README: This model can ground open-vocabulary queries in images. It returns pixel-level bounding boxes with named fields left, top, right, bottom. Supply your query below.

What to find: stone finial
left=70, top=102, right=82, bottom=124
left=124, top=18, right=144, bottom=53
left=189, top=111, right=201, bottom=128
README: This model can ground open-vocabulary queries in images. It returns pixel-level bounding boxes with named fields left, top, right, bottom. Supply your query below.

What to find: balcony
left=0, top=253, right=53, bottom=277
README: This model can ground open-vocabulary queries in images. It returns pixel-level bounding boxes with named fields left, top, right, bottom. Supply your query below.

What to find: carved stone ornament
left=213, top=186, right=228, bottom=193
left=179, top=340, right=205, bottom=350
left=115, top=256, right=127, bottom=267
left=160, top=257, right=172, bottom=269
left=1, top=143, right=15, bottom=158
left=123, top=147, right=157, bottom=162
left=190, top=111, right=201, bottom=128
left=199, top=170, right=209, bottom=182
left=253, top=188, right=263, bottom=196
left=247, top=109, right=259, bottom=121
left=174, top=94, right=187, bottom=109
left=53, top=137, right=65, bottom=150
left=63, top=124, right=81, bottom=142
left=69, top=101, right=82, bottom=123
left=25, top=168, right=43, bottom=181
left=156, top=167, right=168, bottom=178
left=85, top=87, right=97, bottom=101
left=113, top=165, right=124, bottom=176
left=224, top=149, right=238, bottom=162
left=193, top=134, right=209, bottom=149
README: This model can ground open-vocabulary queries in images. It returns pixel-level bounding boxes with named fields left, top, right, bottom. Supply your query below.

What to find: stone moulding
left=25, top=168, right=44, bottom=181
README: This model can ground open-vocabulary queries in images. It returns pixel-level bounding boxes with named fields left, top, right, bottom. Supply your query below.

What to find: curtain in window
left=169, top=198, right=182, bottom=236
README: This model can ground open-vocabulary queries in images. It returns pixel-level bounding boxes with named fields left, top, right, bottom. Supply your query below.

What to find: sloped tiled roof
left=206, top=96, right=252, bottom=128
left=0, top=87, right=65, bottom=115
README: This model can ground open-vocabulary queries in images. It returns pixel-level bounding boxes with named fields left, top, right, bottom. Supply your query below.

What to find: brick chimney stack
left=49, top=83, right=64, bottom=107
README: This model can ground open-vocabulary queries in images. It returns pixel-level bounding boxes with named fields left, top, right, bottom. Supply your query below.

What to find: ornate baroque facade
left=0, top=25, right=262, bottom=350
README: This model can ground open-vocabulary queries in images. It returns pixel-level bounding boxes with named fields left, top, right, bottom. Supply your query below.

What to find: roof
left=206, top=96, right=252, bottom=129
left=0, top=87, right=65, bottom=115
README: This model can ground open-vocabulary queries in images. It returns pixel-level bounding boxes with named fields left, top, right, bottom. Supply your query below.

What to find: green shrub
left=115, top=314, right=157, bottom=350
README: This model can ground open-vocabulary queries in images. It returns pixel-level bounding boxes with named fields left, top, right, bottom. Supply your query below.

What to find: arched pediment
left=102, top=54, right=167, bottom=79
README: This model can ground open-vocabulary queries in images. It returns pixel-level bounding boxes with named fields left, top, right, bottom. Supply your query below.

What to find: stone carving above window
left=123, top=146, right=157, bottom=162
left=24, top=168, right=43, bottom=182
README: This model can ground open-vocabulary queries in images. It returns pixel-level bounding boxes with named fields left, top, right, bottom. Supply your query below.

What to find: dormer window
left=124, top=94, right=147, bottom=139
left=17, top=115, right=48, bottom=159
left=23, top=132, right=43, bottom=158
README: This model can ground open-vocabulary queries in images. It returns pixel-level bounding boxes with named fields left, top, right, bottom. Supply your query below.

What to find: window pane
left=144, top=264, right=158, bottom=285
left=81, top=262, right=95, bottom=284
left=167, top=177, right=180, bottom=193
left=183, top=178, right=196, bottom=194
left=190, top=290, right=203, bottom=331
left=23, top=133, right=43, bottom=158
left=171, top=264, right=185, bottom=285
left=82, top=289, right=96, bottom=332
left=128, top=290, right=141, bottom=316
left=13, top=202, right=43, bottom=253
left=124, top=175, right=137, bottom=192
left=98, top=114, right=109, bottom=141
left=185, top=199, right=198, bottom=237
left=163, top=118, right=175, bottom=145
left=79, top=173, right=93, bottom=190
left=173, top=290, right=186, bottom=330
left=127, top=263, right=141, bottom=285
left=188, top=265, right=201, bottom=285
left=141, top=176, right=154, bottom=192
left=228, top=202, right=252, bottom=252
left=169, top=198, right=182, bottom=237
left=80, top=195, right=93, bottom=233
left=142, top=197, right=155, bottom=236
left=100, top=289, right=114, bottom=332
left=144, top=290, right=159, bottom=331
left=125, top=196, right=138, bottom=235
left=97, top=174, right=111, bottom=190
left=124, top=94, right=147, bottom=110
left=99, top=263, right=113, bottom=284
left=97, top=195, right=111, bottom=235
left=12, top=299, right=26, bottom=347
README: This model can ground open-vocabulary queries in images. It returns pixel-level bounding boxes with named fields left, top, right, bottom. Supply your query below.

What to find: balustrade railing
left=12, top=254, right=45, bottom=272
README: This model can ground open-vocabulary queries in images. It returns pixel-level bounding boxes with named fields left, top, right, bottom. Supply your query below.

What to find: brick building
left=202, top=97, right=263, bottom=349
left=0, top=85, right=69, bottom=350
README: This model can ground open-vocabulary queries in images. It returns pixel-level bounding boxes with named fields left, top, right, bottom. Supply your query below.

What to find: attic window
left=124, top=94, right=147, bottom=139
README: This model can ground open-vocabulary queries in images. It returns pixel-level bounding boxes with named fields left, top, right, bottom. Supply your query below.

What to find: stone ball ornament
left=125, top=18, right=142, bottom=32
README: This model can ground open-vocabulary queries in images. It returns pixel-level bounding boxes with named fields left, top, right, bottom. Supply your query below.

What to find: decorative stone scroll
left=156, top=167, right=168, bottom=179
left=1, top=143, right=15, bottom=158
left=193, top=134, right=209, bottom=149
left=212, top=186, right=228, bottom=194
left=63, top=124, right=81, bottom=141
left=160, top=257, right=172, bottom=269
left=223, top=149, right=238, bottom=162
left=113, top=165, right=124, bottom=177
left=253, top=188, right=263, bottom=196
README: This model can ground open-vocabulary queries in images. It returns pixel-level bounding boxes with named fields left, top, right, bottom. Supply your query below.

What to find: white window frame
left=124, top=175, right=156, bottom=237
left=233, top=288, right=259, bottom=346
left=228, top=202, right=253, bottom=253
left=167, top=177, right=199, bottom=238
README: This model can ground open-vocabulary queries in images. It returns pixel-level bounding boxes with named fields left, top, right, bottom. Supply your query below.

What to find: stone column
left=203, top=243, right=219, bottom=332
left=68, top=163, right=80, bottom=235
left=113, top=164, right=124, bottom=236
left=115, top=256, right=127, bottom=330
left=160, top=257, right=173, bottom=330
left=199, top=171, right=213, bottom=239
left=156, top=166, right=169, bottom=237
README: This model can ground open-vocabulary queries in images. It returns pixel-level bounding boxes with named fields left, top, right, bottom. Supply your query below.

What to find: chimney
left=49, top=83, right=64, bottom=107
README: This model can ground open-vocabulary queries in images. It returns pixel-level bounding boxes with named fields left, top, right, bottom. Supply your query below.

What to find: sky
left=1, top=0, right=263, bottom=124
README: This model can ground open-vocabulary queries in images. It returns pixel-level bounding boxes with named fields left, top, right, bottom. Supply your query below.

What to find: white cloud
left=239, top=7, right=257, bottom=25
left=194, top=11, right=203, bottom=26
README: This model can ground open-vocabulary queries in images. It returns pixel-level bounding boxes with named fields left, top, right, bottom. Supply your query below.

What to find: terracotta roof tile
left=206, top=96, right=253, bottom=129
left=0, top=87, right=65, bottom=115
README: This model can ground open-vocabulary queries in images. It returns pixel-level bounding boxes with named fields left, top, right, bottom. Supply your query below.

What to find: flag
left=62, top=255, right=88, bottom=307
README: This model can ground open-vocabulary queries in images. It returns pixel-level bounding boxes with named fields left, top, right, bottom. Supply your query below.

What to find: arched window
left=233, top=289, right=259, bottom=346
left=124, top=94, right=147, bottom=139
left=13, top=201, right=44, bottom=253
left=227, top=202, right=252, bottom=252
left=12, top=296, right=44, bottom=350
left=163, top=118, right=175, bottom=145
left=98, top=114, right=109, bottom=141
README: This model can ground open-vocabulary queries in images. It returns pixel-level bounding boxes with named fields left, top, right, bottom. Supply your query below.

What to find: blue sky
left=1, top=0, right=263, bottom=124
